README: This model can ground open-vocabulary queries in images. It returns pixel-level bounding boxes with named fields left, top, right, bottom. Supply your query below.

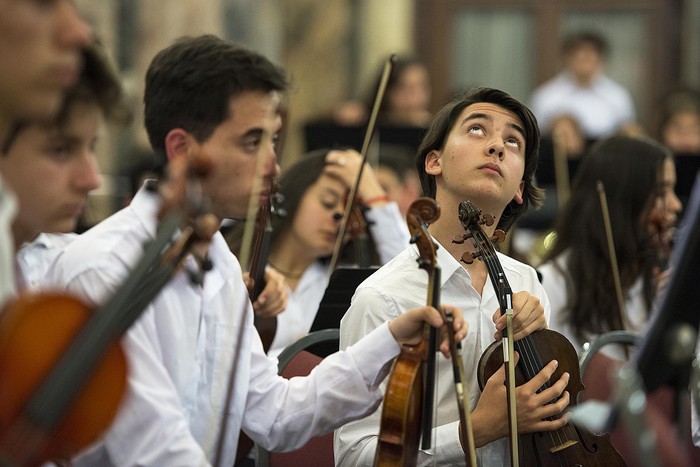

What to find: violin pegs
left=462, top=253, right=474, bottom=264
left=491, top=230, right=506, bottom=244
left=410, top=232, right=423, bottom=244
left=452, top=233, right=472, bottom=245
left=480, top=213, right=495, bottom=227
left=460, top=251, right=477, bottom=264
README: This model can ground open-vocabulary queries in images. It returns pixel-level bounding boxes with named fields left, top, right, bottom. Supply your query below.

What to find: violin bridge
left=548, top=439, right=579, bottom=453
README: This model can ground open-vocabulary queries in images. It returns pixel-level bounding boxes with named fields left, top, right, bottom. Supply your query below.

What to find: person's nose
left=74, top=153, right=102, bottom=193
left=667, top=190, right=683, bottom=218
left=485, top=138, right=504, bottom=159
left=56, top=1, right=93, bottom=49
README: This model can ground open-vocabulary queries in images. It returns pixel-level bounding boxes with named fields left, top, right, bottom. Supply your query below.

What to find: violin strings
left=482, top=247, right=582, bottom=466
left=467, top=209, right=584, bottom=465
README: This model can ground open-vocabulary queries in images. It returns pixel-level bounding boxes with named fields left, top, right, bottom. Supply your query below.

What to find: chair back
left=256, top=329, right=339, bottom=467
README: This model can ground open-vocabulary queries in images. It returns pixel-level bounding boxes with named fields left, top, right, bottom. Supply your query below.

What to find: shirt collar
left=129, top=180, right=163, bottom=239
left=409, top=235, right=466, bottom=288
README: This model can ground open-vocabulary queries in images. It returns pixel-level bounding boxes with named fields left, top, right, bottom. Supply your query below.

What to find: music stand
left=303, top=120, right=426, bottom=155
left=308, top=267, right=377, bottom=356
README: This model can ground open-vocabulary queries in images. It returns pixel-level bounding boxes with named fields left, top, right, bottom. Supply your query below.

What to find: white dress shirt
left=0, top=176, right=17, bottom=306
left=335, top=239, right=551, bottom=467
left=16, top=233, right=76, bottom=290
left=530, top=71, right=635, bottom=139
left=538, top=253, right=649, bottom=359
left=49, top=185, right=403, bottom=466
left=267, top=202, right=409, bottom=358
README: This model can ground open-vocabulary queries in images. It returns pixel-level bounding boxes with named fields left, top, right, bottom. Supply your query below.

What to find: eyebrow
left=240, top=128, right=264, bottom=141
left=461, top=112, right=526, bottom=140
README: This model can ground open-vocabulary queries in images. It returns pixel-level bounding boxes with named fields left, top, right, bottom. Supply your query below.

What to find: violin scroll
left=406, top=198, right=440, bottom=272
left=451, top=202, right=505, bottom=264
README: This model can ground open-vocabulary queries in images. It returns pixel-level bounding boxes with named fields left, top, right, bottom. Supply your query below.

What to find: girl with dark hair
left=538, top=135, right=682, bottom=355
left=232, top=148, right=409, bottom=358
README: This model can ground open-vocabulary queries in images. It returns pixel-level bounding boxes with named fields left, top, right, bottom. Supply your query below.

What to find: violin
left=348, top=201, right=372, bottom=268
left=375, top=198, right=440, bottom=467
left=456, top=200, right=627, bottom=466
left=0, top=156, right=217, bottom=466
left=375, top=198, right=476, bottom=466
left=249, top=181, right=285, bottom=353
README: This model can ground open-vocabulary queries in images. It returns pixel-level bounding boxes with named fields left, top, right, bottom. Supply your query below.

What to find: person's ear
left=164, top=129, right=195, bottom=162
left=513, top=180, right=524, bottom=204
left=425, top=150, right=442, bottom=176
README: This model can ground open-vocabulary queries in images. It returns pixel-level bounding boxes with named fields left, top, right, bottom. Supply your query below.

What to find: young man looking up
left=336, top=87, right=571, bottom=466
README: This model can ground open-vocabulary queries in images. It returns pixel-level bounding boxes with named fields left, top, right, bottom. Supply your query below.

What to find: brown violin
left=375, top=198, right=440, bottom=467
left=457, top=200, right=627, bottom=466
left=348, top=201, right=372, bottom=268
left=249, top=181, right=285, bottom=353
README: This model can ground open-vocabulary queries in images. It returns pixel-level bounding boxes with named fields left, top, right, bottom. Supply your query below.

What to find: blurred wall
left=73, top=0, right=699, bottom=222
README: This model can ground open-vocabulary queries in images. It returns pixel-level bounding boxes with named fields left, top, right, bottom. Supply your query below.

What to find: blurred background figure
left=659, top=88, right=700, bottom=209
left=659, top=88, right=700, bottom=156
left=305, top=56, right=431, bottom=158
left=333, top=56, right=432, bottom=128
left=374, top=144, right=421, bottom=218
left=538, top=135, right=681, bottom=356
left=531, top=31, right=637, bottom=146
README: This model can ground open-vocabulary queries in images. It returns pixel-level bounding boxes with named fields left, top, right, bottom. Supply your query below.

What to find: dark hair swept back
left=415, top=87, right=544, bottom=230
left=144, top=34, right=288, bottom=152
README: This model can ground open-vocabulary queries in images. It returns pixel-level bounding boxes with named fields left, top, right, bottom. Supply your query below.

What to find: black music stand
left=308, top=267, right=377, bottom=356
left=303, top=120, right=426, bottom=155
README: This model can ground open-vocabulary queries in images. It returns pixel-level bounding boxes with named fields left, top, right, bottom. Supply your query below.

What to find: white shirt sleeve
left=0, top=177, right=17, bottom=306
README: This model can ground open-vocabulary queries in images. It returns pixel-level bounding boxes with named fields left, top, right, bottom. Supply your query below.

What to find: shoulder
left=498, top=253, right=541, bottom=288
left=356, top=246, right=425, bottom=293
left=51, top=205, right=148, bottom=286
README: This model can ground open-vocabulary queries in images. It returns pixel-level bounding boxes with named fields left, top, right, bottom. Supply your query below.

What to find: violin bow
left=455, top=201, right=518, bottom=467
left=326, top=54, right=396, bottom=278
left=596, top=180, right=629, bottom=332
left=210, top=129, right=276, bottom=467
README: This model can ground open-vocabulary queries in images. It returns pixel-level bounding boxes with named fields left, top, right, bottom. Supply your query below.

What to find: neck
left=431, top=192, right=501, bottom=250
left=12, top=223, right=38, bottom=252
left=269, top=232, right=315, bottom=282
left=429, top=193, right=503, bottom=295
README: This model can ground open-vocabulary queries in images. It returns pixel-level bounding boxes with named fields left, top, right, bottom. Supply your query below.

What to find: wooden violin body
left=0, top=293, right=127, bottom=466
left=478, top=328, right=627, bottom=466
left=458, top=199, right=626, bottom=466
left=375, top=339, right=427, bottom=467
left=375, top=198, right=440, bottom=467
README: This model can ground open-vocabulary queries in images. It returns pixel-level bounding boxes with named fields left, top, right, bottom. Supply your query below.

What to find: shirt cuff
left=434, top=420, right=467, bottom=462
left=347, top=321, right=401, bottom=387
